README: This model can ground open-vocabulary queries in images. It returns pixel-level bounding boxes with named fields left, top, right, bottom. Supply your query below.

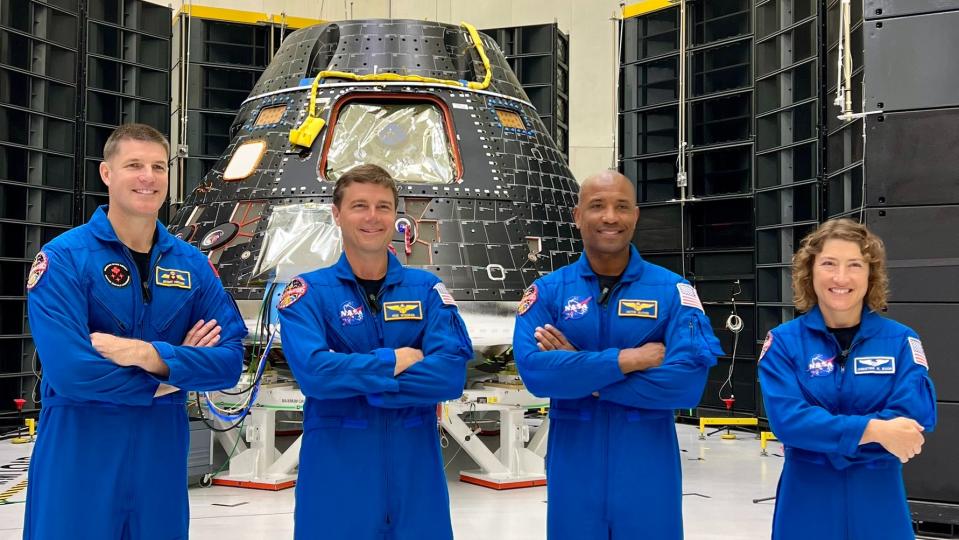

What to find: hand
left=535, top=324, right=576, bottom=352
left=183, top=319, right=221, bottom=347
left=394, top=347, right=424, bottom=376
left=90, top=332, right=169, bottom=377
left=862, top=417, right=925, bottom=463
left=617, top=342, right=665, bottom=374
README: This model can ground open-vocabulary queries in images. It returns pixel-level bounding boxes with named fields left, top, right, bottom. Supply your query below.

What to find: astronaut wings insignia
left=618, top=299, right=658, bottom=318
left=383, top=301, right=423, bottom=321
left=854, top=356, right=896, bottom=375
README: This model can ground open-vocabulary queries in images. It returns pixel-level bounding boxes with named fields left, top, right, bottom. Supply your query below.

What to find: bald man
left=512, top=170, right=724, bottom=539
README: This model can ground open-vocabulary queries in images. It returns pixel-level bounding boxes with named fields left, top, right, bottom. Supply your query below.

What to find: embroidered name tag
left=618, top=299, right=657, bottom=318
left=383, top=301, right=422, bottom=321
left=155, top=267, right=192, bottom=289
left=854, top=356, right=896, bottom=375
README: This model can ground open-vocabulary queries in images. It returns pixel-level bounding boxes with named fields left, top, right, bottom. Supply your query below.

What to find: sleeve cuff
left=595, top=348, right=629, bottom=401
left=373, top=348, right=401, bottom=393
left=150, top=341, right=177, bottom=384
left=840, top=415, right=872, bottom=456
left=603, top=347, right=628, bottom=383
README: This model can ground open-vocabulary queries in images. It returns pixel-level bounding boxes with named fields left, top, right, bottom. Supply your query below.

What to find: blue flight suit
left=24, top=206, right=247, bottom=540
left=513, top=246, right=724, bottom=540
left=277, top=252, right=472, bottom=540
left=758, top=306, right=936, bottom=540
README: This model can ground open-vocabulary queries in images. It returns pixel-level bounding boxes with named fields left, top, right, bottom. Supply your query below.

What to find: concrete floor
left=0, top=423, right=783, bottom=539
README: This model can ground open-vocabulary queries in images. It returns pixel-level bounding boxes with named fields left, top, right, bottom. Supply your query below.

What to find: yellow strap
left=290, top=21, right=493, bottom=147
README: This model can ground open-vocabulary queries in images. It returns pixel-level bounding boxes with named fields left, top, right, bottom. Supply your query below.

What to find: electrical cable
left=194, top=329, right=276, bottom=430
left=718, top=281, right=743, bottom=402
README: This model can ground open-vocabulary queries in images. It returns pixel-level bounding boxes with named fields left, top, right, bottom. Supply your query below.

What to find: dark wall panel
left=905, top=402, right=959, bottom=502
left=866, top=206, right=959, bottom=303
left=866, top=109, right=959, bottom=206
left=865, top=0, right=959, bottom=18
left=885, top=303, right=959, bottom=402
left=864, top=12, right=959, bottom=111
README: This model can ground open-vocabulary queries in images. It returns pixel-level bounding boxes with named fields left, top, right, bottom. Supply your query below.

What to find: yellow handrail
left=289, top=21, right=493, bottom=147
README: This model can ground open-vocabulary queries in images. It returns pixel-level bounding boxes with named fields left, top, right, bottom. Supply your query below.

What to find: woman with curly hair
left=758, top=218, right=936, bottom=540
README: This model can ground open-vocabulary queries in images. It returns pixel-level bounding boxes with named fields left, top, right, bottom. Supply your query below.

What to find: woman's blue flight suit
left=759, top=306, right=937, bottom=540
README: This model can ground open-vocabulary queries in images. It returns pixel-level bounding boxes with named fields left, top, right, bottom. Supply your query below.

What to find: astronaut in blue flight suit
left=513, top=170, right=724, bottom=540
left=24, top=124, right=247, bottom=540
left=759, top=219, right=936, bottom=540
left=276, top=164, right=472, bottom=540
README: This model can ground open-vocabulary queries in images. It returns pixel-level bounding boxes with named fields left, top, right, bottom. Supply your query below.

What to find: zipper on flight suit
left=354, top=281, right=387, bottom=343
left=829, top=333, right=864, bottom=394
left=354, top=279, right=393, bottom=529
left=596, top=276, right=622, bottom=528
left=121, top=247, right=144, bottom=337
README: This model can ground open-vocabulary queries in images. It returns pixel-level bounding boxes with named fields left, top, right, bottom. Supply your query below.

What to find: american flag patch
left=676, top=283, right=704, bottom=312
left=434, top=282, right=457, bottom=306
left=908, top=337, right=929, bottom=369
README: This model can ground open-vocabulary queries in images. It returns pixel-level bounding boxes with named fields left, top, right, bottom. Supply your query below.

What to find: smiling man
left=24, top=123, right=247, bottom=540
left=276, top=164, right=472, bottom=540
left=513, top=169, right=724, bottom=540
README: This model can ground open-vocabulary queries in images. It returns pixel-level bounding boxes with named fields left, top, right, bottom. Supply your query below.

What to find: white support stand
left=441, top=385, right=549, bottom=489
left=208, top=380, right=551, bottom=492
left=210, top=383, right=304, bottom=491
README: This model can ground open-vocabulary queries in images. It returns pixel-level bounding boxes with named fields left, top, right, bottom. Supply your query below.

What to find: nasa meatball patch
left=562, top=296, right=591, bottom=320
left=278, top=277, right=307, bottom=309
left=26, top=251, right=49, bottom=290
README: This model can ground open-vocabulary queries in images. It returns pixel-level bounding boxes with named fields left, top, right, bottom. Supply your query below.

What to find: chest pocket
left=326, top=298, right=374, bottom=351
left=848, top=356, right=899, bottom=413
left=89, top=279, right=132, bottom=336
left=381, top=307, right=428, bottom=349
left=149, top=282, right=199, bottom=339
left=611, top=297, right=665, bottom=350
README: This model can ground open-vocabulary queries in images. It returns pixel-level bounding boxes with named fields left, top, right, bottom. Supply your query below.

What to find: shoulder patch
left=518, top=285, right=538, bottom=315
left=908, top=336, right=929, bottom=369
left=758, top=332, right=773, bottom=362
left=434, top=282, right=457, bottom=306
left=26, top=251, right=49, bottom=290
left=278, top=277, right=308, bottom=310
left=676, top=283, right=704, bottom=312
